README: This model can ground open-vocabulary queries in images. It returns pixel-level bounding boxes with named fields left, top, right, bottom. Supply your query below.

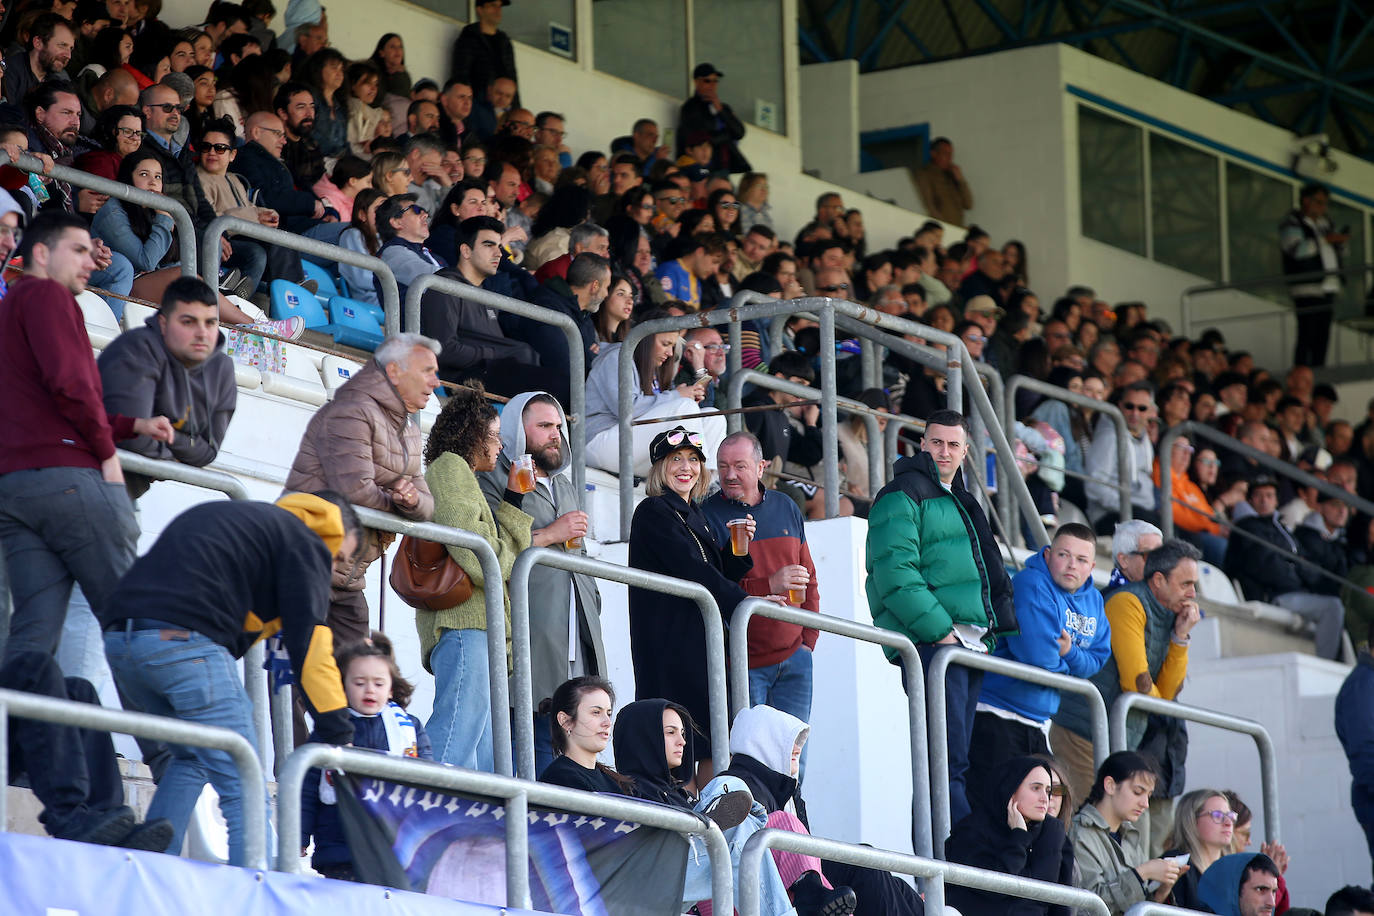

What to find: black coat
left=628, top=491, right=751, bottom=757
left=510, top=276, right=599, bottom=377
left=418, top=267, right=539, bottom=377
left=743, top=387, right=823, bottom=466
left=677, top=94, right=749, bottom=173
left=1295, top=522, right=1348, bottom=596
left=611, top=698, right=696, bottom=810
left=1225, top=512, right=1316, bottom=601
left=943, top=756, right=1074, bottom=916
left=229, top=140, right=318, bottom=233
left=448, top=23, right=517, bottom=102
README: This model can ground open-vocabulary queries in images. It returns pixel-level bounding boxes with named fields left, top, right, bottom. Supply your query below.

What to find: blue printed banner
left=337, top=775, right=689, bottom=916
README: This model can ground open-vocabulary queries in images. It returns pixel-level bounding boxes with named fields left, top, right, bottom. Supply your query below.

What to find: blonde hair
left=645, top=446, right=712, bottom=503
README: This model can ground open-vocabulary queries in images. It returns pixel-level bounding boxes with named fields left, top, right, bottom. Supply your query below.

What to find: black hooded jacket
left=943, top=756, right=1074, bottom=916
left=611, top=698, right=697, bottom=811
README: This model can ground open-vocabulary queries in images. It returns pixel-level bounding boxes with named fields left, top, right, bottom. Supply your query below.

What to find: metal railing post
left=404, top=273, right=587, bottom=504
left=1006, top=375, right=1133, bottom=525
left=927, top=647, right=1110, bottom=856
left=1110, top=693, right=1280, bottom=843
left=728, top=598, right=933, bottom=859
left=818, top=307, right=840, bottom=518
left=1157, top=421, right=1374, bottom=538
left=0, top=151, right=198, bottom=276
left=276, top=743, right=733, bottom=914
left=739, top=829, right=1112, bottom=916
left=201, top=215, right=402, bottom=334
left=0, top=687, right=267, bottom=867
left=508, top=547, right=730, bottom=778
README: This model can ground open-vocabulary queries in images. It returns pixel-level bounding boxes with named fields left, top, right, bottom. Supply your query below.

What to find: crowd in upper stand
left=1, top=0, right=1373, bottom=913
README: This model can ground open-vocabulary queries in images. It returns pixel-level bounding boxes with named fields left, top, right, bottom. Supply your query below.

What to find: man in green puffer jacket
left=866, top=408, right=1015, bottom=828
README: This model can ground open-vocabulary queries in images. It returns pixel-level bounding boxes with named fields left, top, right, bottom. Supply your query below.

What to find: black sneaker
left=790, top=871, right=857, bottom=916
left=116, top=818, right=174, bottom=853
left=55, top=806, right=137, bottom=847
left=233, top=275, right=257, bottom=299
left=701, top=789, right=753, bottom=831
left=218, top=267, right=243, bottom=293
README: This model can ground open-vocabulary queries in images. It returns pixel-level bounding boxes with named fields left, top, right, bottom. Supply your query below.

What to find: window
left=1328, top=200, right=1369, bottom=320
left=593, top=0, right=688, bottom=100
left=692, top=0, right=785, bottom=132
left=1149, top=134, right=1220, bottom=281
left=1078, top=107, right=1146, bottom=256
left=1225, top=162, right=1291, bottom=296
left=502, top=0, right=576, bottom=59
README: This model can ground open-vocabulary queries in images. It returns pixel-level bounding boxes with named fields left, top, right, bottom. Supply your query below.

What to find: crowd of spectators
left=1, top=0, right=1373, bottom=913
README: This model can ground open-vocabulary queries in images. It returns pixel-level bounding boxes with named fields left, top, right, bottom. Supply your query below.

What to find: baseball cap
left=693, top=63, right=724, bottom=79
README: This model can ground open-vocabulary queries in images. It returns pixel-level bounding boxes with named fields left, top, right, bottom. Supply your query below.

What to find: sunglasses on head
left=665, top=430, right=703, bottom=449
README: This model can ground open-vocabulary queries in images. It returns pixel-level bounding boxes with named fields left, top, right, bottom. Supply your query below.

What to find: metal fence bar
left=0, top=686, right=267, bottom=868
left=1110, top=692, right=1279, bottom=843
left=738, top=829, right=1113, bottom=916
left=405, top=272, right=587, bottom=503
left=1157, top=421, right=1374, bottom=539
left=1005, top=374, right=1133, bottom=528
left=277, top=743, right=734, bottom=913
left=0, top=151, right=198, bottom=276
left=508, top=547, right=729, bottom=779
left=727, top=598, right=933, bottom=859
left=200, top=215, right=402, bottom=335
left=927, top=647, right=1110, bottom=857
left=883, top=414, right=926, bottom=483
left=349, top=507, right=513, bottom=778
left=1180, top=264, right=1372, bottom=337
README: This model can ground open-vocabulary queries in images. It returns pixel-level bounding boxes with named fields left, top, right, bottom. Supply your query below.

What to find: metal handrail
left=1180, top=264, right=1373, bottom=337
left=619, top=298, right=842, bottom=530
left=738, top=829, right=1113, bottom=916
left=200, top=215, right=402, bottom=335
left=926, top=646, right=1110, bottom=856
left=0, top=686, right=267, bottom=868
left=728, top=598, right=932, bottom=858
left=723, top=369, right=884, bottom=506
left=1110, top=692, right=1279, bottom=844
left=882, top=413, right=926, bottom=484
left=405, top=272, right=587, bottom=503
left=0, top=150, right=198, bottom=275
left=508, top=547, right=730, bottom=780
left=276, top=743, right=732, bottom=913
left=1006, top=374, right=1133, bottom=525
left=1157, top=421, right=1374, bottom=539
left=1126, top=904, right=1209, bottom=916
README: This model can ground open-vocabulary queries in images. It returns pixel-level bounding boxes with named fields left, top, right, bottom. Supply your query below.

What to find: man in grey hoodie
left=477, top=390, right=606, bottom=777
left=98, top=276, right=237, bottom=500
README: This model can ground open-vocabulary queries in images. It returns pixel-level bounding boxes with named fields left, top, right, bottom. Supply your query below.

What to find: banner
left=0, top=830, right=527, bottom=915
left=336, top=774, right=690, bottom=916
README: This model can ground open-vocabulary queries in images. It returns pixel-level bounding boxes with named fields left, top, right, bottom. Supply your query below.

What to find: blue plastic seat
left=301, top=260, right=340, bottom=298
left=322, top=296, right=385, bottom=351
left=269, top=279, right=330, bottom=328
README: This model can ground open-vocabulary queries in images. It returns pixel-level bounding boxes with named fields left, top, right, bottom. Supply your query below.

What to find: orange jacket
left=1153, top=462, right=1221, bottom=535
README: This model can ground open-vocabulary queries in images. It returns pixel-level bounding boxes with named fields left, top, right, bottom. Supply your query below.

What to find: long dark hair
left=424, top=380, right=497, bottom=467
left=370, top=33, right=403, bottom=72
left=92, top=104, right=143, bottom=153
left=115, top=148, right=165, bottom=243
left=594, top=269, right=632, bottom=344
left=347, top=188, right=385, bottom=255
left=630, top=306, right=677, bottom=395
left=225, top=53, right=279, bottom=114
left=336, top=631, right=415, bottom=709
left=530, top=184, right=591, bottom=239
left=541, top=676, right=634, bottom=791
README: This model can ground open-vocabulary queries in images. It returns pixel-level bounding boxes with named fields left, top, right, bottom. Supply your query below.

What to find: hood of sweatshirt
left=498, top=390, right=571, bottom=476
left=728, top=704, right=808, bottom=777
left=274, top=492, right=345, bottom=556
left=1196, top=853, right=1278, bottom=916
left=612, top=698, right=695, bottom=802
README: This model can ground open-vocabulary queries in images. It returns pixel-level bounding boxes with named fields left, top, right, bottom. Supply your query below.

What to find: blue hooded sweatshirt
left=1197, top=853, right=1278, bottom=916
left=978, top=549, right=1111, bottom=723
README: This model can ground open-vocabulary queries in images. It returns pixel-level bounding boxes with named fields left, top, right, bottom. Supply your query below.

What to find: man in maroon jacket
left=702, top=430, right=820, bottom=778
left=0, top=210, right=173, bottom=847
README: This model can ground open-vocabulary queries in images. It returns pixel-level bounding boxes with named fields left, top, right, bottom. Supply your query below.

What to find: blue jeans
left=689, top=773, right=794, bottom=914
left=915, top=643, right=983, bottom=829
left=748, top=646, right=813, bottom=782
left=89, top=251, right=133, bottom=320
left=104, top=629, right=264, bottom=866
left=427, top=628, right=494, bottom=771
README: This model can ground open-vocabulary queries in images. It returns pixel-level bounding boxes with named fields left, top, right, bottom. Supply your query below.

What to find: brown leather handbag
left=389, top=535, right=473, bottom=611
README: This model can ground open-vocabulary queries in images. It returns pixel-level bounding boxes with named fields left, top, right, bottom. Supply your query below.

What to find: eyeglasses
left=818, top=283, right=850, bottom=293
left=1173, top=442, right=1195, bottom=453
left=113, top=127, right=145, bottom=140
left=638, top=202, right=655, bottom=211
left=390, top=166, right=412, bottom=175
left=964, top=333, right=988, bottom=344
left=719, top=202, right=741, bottom=210
left=405, top=204, right=427, bottom=216
left=1200, top=809, right=1239, bottom=825
left=202, top=142, right=232, bottom=153
left=259, top=126, right=284, bottom=136
left=1049, top=784, right=1067, bottom=798
left=538, top=126, right=564, bottom=139
left=658, top=196, right=686, bottom=205
left=507, top=120, right=533, bottom=131
left=464, top=155, right=487, bottom=167
left=0, top=225, right=22, bottom=244
left=1121, top=403, right=1150, bottom=412
left=691, top=343, right=730, bottom=352
left=665, top=429, right=704, bottom=449
left=149, top=102, right=185, bottom=113
left=1198, top=457, right=1221, bottom=467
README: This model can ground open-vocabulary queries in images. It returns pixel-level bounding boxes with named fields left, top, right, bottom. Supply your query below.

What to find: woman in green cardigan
left=420, top=381, right=532, bottom=771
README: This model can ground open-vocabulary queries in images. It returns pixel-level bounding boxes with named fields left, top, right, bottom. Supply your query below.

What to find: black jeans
left=1293, top=293, right=1335, bottom=367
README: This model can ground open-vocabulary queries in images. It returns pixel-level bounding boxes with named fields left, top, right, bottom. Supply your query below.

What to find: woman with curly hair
left=74, top=104, right=144, bottom=180
left=419, top=381, right=533, bottom=773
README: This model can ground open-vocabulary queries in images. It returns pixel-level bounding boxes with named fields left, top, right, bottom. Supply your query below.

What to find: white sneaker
left=253, top=316, right=305, bottom=340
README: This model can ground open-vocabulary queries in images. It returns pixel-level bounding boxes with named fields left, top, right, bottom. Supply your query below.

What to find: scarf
left=318, top=702, right=418, bottom=804
left=35, top=123, right=74, bottom=212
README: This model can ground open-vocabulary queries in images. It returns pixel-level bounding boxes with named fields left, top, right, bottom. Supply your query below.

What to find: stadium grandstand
left=2, top=0, right=1374, bottom=913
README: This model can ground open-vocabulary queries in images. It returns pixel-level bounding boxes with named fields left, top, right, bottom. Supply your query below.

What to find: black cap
left=693, top=63, right=724, bottom=79
left=649, top=426, right=706, bottom=465
left=411, top=77, right=439, bottom=93
left=1314, top=383, right=1338, bottom=403
left=1249, top=474, right=1278, bottom=491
